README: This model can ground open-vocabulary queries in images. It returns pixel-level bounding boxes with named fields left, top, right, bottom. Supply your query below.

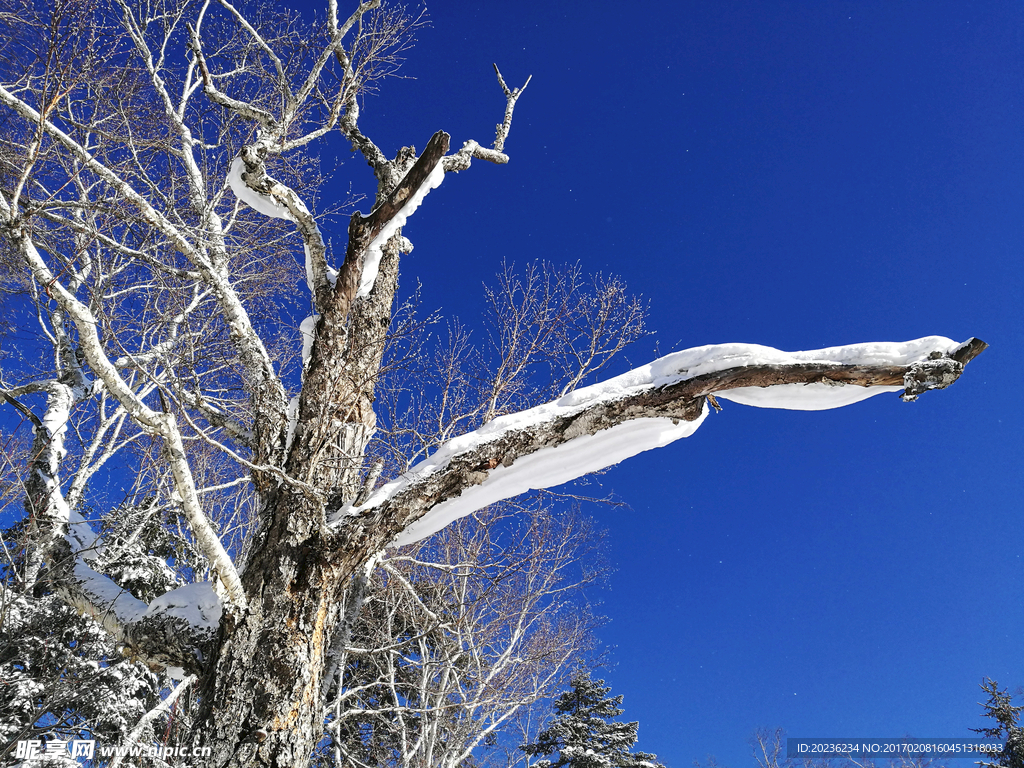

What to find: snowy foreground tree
left=972, top=680, right=1024, bottom=768
left=0, top=0, right=986, bottom=766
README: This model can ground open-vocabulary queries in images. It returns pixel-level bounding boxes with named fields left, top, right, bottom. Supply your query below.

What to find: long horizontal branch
left=331, top=337, right=986, bottom=551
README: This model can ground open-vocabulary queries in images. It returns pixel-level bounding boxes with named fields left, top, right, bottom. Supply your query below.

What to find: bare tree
left=696, top=728, right=950, bottom=768
left=0, top=1, right=986, bottom=766
left=324, top=500, right=603, bottom=768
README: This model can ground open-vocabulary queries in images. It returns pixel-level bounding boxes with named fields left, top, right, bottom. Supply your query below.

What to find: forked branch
left=444, top=65, right=532, bottom=171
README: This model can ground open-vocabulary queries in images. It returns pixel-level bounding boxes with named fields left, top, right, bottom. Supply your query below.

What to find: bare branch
left=339, top=337, right=986, bottom=550
left=492, top=63, right=532, bottom=153
left=0, top=215, right=248, bottom=608
left=443, top=65, right=532, bottom=172
left=188, top=23, right=280, bottom=132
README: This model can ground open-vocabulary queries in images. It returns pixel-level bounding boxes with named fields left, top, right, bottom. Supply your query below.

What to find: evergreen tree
left=521, top=674, right=667, bottom=768
left=973, top=679, right=1024, bottom=768
left=0, top=501, right=202, bottom=764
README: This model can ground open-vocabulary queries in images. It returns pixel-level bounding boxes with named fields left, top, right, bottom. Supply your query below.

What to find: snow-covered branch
left=226, top=148, right=336, bottom=312
left=443, top=65, right=532, bottom=172
left=336, top=336, right=986, bottom=547
left=4, top=368, right=220, bottom=672
left=332, top=130, right=450, bottom=312
left=0, top=209, right=248, bottom=610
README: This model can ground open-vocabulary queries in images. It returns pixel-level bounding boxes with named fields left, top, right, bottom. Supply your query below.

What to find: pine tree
left=0, top=501, right=201, bottom=764
left=521, top=674, right=667, bottom=768
left=973, top=679, right=1024, bottom=768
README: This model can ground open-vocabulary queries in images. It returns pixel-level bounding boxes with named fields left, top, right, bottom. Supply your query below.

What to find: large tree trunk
left=192, top=140, right=448, bottom=768
left=197, top=490, right=353, bottom=767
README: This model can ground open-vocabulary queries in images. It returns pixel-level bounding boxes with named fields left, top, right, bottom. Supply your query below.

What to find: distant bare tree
left=324, top=500, right=603, bottom=768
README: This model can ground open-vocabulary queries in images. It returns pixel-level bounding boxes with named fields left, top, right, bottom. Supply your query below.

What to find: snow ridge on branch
left=334, top=336, right=986, bottom=547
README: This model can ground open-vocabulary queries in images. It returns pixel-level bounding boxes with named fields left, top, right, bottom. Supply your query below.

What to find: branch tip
left=951, top=337, right=988, bottom=366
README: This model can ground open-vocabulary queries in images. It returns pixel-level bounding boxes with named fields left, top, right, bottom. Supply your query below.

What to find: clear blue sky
left=328, top=1, right=1022, bottom=765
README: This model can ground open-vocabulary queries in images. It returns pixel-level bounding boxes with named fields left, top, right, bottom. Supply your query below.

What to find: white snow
left=356, top=159, right=445, bottom=298
left=285, top=395, right=301, bottom=452
left=227, top=157, right=295, bottom=221
left=144, top=581, right=223, bottom=630
left=303, top=243, right=315, bottom=291
left=67, top=508, right=103, bottom=562
left=390, top=410, right=709, bottom=546
left=716, top=382, right=902, bottom=409
left=299, top=314, right=318, bottom=366
left=334, top=336, right=961, bottom=547
left=285, top=314, right=321, bottom=451
left=304, top=242, right=338, bottom=292
left=74, top=566, right=146, bottom=623
left=40, top=407, right=69, bottom=461
left=73, top=561, right=148, bottom=623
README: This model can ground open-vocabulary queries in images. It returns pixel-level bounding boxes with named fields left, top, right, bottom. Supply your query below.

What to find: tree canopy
left=522, top=674, right=666, bottom=768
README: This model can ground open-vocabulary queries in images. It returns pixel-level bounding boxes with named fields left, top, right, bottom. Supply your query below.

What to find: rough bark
left=195, top=490, right=351, bottom=767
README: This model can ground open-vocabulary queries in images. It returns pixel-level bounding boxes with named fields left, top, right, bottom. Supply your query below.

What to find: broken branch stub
left=334, top=130, right=451, bottom=312
left=901, top=337, right=987, bottom=402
